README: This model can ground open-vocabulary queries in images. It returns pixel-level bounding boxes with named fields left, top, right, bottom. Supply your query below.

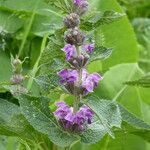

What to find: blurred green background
left=0, top=0, right=150, bottom=149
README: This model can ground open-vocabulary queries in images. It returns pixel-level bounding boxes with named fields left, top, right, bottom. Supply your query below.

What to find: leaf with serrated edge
left=119, top=104, right=150, bottom=130
left=90, top=46, right=113, bottom=62
left=84, top=96, right=122, bottom=138
left=80, top=120, right=108, bottom=144
left=0, top=99, right=38, bottom=140
left=80, top=11, right=125, bottom=31
left=18, top=95, right=79, bottom=147
left=125, top=73, right=150, bottom=88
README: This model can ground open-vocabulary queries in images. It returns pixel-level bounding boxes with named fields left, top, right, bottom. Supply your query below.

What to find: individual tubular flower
left=53, top=102, right=72, bottom=119
left=65, top=27, right=85, bottom=46
left=83, top=44, right=95, bottom=54
left=64, top=13, right=80, bottom=28
left=62, top=44, right=77, bottom=61
left=54, top=101, right=94, bottom=132
left=81, top=69, right=102, bottom=94
left=58, top=69, right=78, bottom=84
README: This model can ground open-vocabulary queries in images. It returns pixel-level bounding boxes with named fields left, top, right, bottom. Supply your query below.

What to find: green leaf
left=18, top=95, right=79, bottom=147
left=0, top=99, right=39, bottom=140
left=94, top=63, right=150, bottom=144
left=80, top=11, right=125, bottom=31
left=125, top=72, right=150, bottom=88
left=89, top=0, right=138, bottom=71
left=118, top=104, right=150, bottom=144
left=80, top=121, right=108, bottom=144
left=95, top=63, right=150, bottom=121
left=0, top=0, right=62, bottom=36
left=34, top=73, right=65, bottom=95
left=39, top=30, right=65, bottom=75
left=119, top=104, right=150, bottom=130
left=0, top=10, right=24, bottom=33
left=90, top=46, right=113, bottom=62
left=34, top=29, right=66, bottom=95
left=0, top=51, right=12, bottom=83
left=84, top=96, right=122, bottom=138
left=132, top=18, right=150, bottom=73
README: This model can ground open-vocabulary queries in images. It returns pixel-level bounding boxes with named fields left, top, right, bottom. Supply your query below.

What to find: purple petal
left=58, top=69, right=68, bottom=78
left=62, top=44, right=76, bottom=60
left=83, top=44, right=95, bottom=54
left=56, top=101, right=66, bottom=107
left=88, top=73, right=103, bottom=86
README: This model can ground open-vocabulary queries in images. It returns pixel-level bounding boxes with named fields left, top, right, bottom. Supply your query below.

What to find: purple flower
left=77, top=105, right=94, bottom=124
left=74, top=0, right=81, bottom=5
left=58, top=69, right=78, bottom=84
left=74, top=0, right=88, bottom=7
left=73, top=0, right=88, bottom=14
left=83, top=44, right=95, bottom=54
left=81, top=69, right=102, bottom=93
left=62, top=44, right=77, bottom=60
left=54, top=101, right=94, bottom=132
left=87, top=73, right=103, bottom=86
left=54, top=102, right=72, bottom=119
left=58, top=69, right=102, bottom=94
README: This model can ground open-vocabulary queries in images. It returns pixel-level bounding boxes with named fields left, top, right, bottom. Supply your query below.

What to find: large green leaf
left=72, top=104, right=150, bottom=150
left=118, top=104, right=150, bottom=144
left=80, top=11, right=125, bottom=31
left=80, top=121, right=108, bottom=144
left=75, top=133, right=150, bottom=150
left=0, top=0, right=62, bottom=36
left=0, top=98, right=39, bottom=140
left=89, top=0, right=138, bottom=71
left=95, top=63, right=149, bottom=116
left=90, top=46, right=113, bottom=62
left=94, top=63, right=150, bottom=147
left=0, top=10, right=24, bottom=33
left=132, top=18, right=150, bottom=73
left=18, top=95, right=79, bottom=147
left=119, top=104, right=150, bottom=130
left=125, top=72, right=150, bottom=88
left=84, top=96, right=122, bottom=138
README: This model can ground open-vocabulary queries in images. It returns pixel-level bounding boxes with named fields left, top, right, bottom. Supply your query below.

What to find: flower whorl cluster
left=54, top=102, right=94, bottom=132
left=54, top=0, right=102, bottom=132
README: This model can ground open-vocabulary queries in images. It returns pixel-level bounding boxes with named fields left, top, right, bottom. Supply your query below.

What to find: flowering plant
left=0, top=0, right=150, bottom=150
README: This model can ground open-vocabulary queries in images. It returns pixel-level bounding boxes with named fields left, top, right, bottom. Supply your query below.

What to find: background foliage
left=0, top=0, right=150, bottom=149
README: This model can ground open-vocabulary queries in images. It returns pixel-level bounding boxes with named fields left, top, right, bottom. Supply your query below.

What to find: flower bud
left=64, top=13, right=80, bottom=28
left=12, top=58, right=21, bottom=67
left=65, top=28, right=85, bottom=46
left=11, top=74, right=25, bottom=85
left=68, top=54, right=89, bottom=69
left=11, top=56, right=22, bottom=73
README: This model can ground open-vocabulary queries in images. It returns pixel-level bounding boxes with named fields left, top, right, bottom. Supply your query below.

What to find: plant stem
left=18, top=0, right=40, bottom=57
left=27, top=33, right=48, bottom=90
left=18, top=11, right=35, bottom=57
left=73, top=47, right=82, bottom=113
